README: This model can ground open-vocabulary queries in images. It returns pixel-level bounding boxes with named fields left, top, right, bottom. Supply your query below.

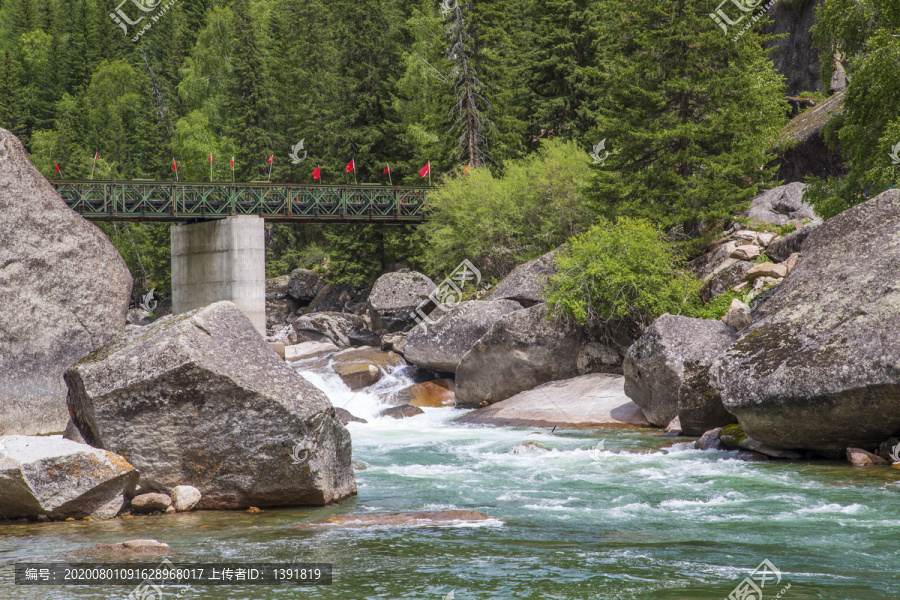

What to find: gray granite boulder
left=0, top=128, right=132, bottom=436
left=367, top=271, right=437, bottom=332
left=455, top=304, right=625, bottom=407
left=64, top=301, right=356, bottom=509
left=0, top=435, right=138, bottom=520
left=624, top=315, right=738, bottom=427
left=746, top=183, right=820, bottom=227
left=403, top=300, right=522, bottom=372
left=712, top=190, right=900, bottom=455
left=292, top=312, right=367, bottom=346
left=287, top=269, right=324, bottom=302
left=486, top=249, right=558, bottom=306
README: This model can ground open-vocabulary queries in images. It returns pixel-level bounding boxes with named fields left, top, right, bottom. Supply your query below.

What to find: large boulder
left=455, top=374, right=650, bottom=428
left=745, top=183, right=820, bottom=228
left=0, top=435, right=138, bottom=520
left=711, top=190, right=900, bottom=455
left=766, top=222, right=821, bottom=262
left=455, top=304, right=625, bottom=407
left=64, top=301, right=356, bottom=509
left=0, top=128, right=132, bottom=435
left=306, top=283, right=369, bottom=315
left=403, top=300, right=522, bottom=372
left=486, top=249, right=558, bottom=306
left=367, top=271, right=437, bottom=332
left=292, top=312, right=366, bottom=346
left=624, top=315, right=738, bottom=427
left=287, top=269, right=324, bottom=302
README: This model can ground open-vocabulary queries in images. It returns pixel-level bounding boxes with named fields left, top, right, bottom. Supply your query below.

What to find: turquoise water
left=2, top=362, right=899, bottom=599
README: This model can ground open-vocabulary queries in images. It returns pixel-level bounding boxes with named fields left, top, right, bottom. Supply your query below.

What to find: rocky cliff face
left=765, top=0, right=824, bottom=96
left=0, top=128, right=132, bottom=436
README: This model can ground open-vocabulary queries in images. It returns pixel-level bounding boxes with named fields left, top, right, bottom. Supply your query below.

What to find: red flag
left=383, top=164, right=390, bottom=175
left=172, top=158, right=178, bottom=171
left=346, top=159, right=355, bottom=173
left=230, top=157, right=234, bottom=168
left=463, top=163, right=471, bottom=174
left=268, top=155, right=274, bottom=165
left=312, top=165, right=321, bottom=181
left=419, top=161, right=430, bottom=178
left=93, top=152, right=99, bottom=163
left=54, top=162, right=60, bottom=175
left=209, top=153, right=214, bottom=163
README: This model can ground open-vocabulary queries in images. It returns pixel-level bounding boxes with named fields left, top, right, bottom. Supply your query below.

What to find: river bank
left=2, top=361, right=898, bottom=599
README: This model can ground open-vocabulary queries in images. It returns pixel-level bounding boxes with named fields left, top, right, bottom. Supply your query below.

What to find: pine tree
left=224, top=0, right=272, bottom=180
left=0, top=50, right=26, bottom=139
left=590, top=0, right=786, bottom=232
left=527, top=0, right=603, bottom=144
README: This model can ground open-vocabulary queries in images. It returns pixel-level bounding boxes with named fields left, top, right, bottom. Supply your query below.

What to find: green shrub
left=420, top=138, right=597, bottom=281
left=544, top=218, right=701, bottom=332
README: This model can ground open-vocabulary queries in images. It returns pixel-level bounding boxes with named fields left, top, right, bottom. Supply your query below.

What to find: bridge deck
left=50, top=180, right=430, bottom=223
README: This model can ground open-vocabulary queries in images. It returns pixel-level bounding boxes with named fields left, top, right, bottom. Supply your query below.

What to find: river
left=1, top=360, right=898, bottom=599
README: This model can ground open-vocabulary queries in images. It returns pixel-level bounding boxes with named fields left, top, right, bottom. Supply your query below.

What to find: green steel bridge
left=50, top=180, right=431, bottom=223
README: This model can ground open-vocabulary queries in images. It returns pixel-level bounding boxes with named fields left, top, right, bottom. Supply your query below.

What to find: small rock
left=378, top=405, right=425, bottom=420
left=247, top=507, right=262, bottom=513
left=846, top=448, right=888, bottom=467
left=783, top=252, right=800, bottom=274
left=732, top=282, right=749, bottom=293
left=164, top=506, right=176, bottom=514
left=695, top=428, right=729, bottom=451
left=131, top=493, right=172, bottom=514
left=732, top=230, right=758, bottom=243
left=730, top=245, right=761, bottom=260
left=757, top=233, right=777, bottom=247
left=721, top=298, right=752, bottom=332
left=381, top=333, right=407, bottom=353
left=335, top=408, right=368, bottom=425
left=170, top=486, right=201, bottom=513
left=736, top=451, right=769, bottom=462
left=331, top=347, right=406, bottom=390
left=664, top=416, right=682, bottom=436
left=352, top=461, right=368, bottom=471
left=744, top=262, right=788, bottom=281
left=753, top=276, right=781, bottom=291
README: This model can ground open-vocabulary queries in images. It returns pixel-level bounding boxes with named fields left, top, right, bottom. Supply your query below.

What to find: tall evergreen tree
left=0, top=49, right=25, bottom=138
left=590, top=0, right=786, bottom=232
left=224, top=0, right=272, bottom=180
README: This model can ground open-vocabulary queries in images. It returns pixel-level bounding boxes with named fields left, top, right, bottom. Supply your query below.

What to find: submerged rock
left=378, top=405, right=425, bottom=419
left=712, top=190, right=900, bottom=455
left=331, top=347, right=406, bottom=390
left=455, top=374, right=650, bottom=429
left=0, top=128, right=132, bottom=436
left=403, top=300, right=522, bottom=372
left=393, top=379, right=455, bottom=408
left=0, top=435, right=138, bottom=520
left=295, top=510, right=493, bottom=529
left=624, top=315, right=738, bottom=427
left=64, top=301, right=356, bottom=509
left=83, top=539, right=172, bottom=557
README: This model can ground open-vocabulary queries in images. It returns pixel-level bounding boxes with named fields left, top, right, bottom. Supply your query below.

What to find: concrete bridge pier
left=172, top=216, right=266, bottom=335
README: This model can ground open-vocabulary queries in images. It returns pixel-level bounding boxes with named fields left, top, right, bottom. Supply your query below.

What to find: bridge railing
left=50, top=180, right=431, bottom=222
